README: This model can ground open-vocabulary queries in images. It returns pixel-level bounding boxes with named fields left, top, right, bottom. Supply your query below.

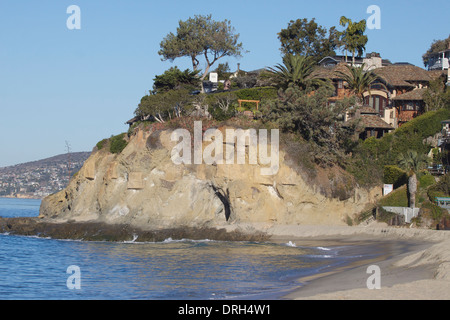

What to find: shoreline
left=1, top=216, right=450, bottom=300
left=262, top=225, right=450, bottom=300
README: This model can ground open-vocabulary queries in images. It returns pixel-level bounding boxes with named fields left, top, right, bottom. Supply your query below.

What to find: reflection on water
left=0, top=198, right=373, bottom=300
left=0, top=234, right=335, bottom=300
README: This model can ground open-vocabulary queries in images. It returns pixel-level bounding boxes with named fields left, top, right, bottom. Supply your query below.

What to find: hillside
left=0, top=152, right=91, bottom=199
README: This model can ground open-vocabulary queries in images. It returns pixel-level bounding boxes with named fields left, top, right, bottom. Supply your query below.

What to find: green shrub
left=419, top=173, right=436, bottom=189
left=420, top=201, right=448, bottom=222
left=210, top=105, right=236, bottom=121
left=110, top=133, right=128, bottom=154
left=378, top=186, right=409, bottom=207
left=383, top=165, right=408, bottom=189
left=96, top=138, right=108, bottom=151
left=234, top=87, right=278, bottom=101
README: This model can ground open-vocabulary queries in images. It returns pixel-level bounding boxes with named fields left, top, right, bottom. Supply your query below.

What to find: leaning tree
left=159, top=14, right=244, bottom=81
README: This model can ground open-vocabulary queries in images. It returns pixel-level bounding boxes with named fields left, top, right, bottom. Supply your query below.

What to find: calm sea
left=0, top=198, right=374, bottom=300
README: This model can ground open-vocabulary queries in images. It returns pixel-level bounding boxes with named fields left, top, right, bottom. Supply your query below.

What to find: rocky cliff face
left=39, top=126, right=382, bottom=230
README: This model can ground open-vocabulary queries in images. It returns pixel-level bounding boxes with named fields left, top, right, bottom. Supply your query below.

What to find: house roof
left=359, top=105, right=379, bottom=114
left=318, top=56, right=365, bottom=65
left=309, top=63, right=352, bottom=80
left=347, top=105, right=379, bottom=115
left=391, top=88, right=427, bottom=101
left=428, top=69, right=447, bottom=80
left=373, top=65, right=432, bottom=87
left=343, top=114, right=394, bottom=130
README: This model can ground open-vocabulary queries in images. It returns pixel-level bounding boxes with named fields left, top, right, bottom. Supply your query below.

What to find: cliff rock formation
left=39, top=126, right=381, bottom=230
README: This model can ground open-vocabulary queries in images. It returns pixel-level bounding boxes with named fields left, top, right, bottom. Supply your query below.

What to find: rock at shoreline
left=0, top=217, right=269, bottom=242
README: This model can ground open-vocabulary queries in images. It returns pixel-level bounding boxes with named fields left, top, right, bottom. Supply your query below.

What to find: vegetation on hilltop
left=109, top=14, right=450, bottom=227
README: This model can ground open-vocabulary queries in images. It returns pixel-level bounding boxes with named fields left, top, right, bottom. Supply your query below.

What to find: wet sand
left=262, top=224, right=450, bottom=300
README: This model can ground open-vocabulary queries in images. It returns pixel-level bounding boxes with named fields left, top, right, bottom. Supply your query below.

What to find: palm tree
left=397, top=150, right=429, bottom=209
left=339, top=17, right=368, bottom=66
left=267, top=54, right=327, bottom=89
left=336, top=64, right=377, bottom=104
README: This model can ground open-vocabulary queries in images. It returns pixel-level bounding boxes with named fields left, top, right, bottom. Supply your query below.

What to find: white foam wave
left=285, top=241, right=297, bottom=247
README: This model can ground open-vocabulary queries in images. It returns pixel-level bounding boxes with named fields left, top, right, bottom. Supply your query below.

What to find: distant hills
left=0, top=152, right=91, bottom=199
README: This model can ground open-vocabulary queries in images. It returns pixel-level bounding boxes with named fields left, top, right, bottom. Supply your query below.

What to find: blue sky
left=0, top=0, right=448, bottom=167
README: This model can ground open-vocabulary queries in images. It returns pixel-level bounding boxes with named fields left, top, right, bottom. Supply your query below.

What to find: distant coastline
left=0, top=195, right=42, bottom=200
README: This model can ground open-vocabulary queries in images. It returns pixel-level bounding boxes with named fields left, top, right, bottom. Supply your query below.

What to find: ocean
left=0, top=198, right=377, bottom=300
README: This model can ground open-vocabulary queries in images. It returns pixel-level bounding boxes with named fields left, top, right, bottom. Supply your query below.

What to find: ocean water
left=0, top=198, right=375, bottom=300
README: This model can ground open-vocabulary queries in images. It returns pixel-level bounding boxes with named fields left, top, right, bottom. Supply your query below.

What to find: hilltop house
left=318, top=52, right=392, bottom=70
left=312, top=57, right=434, bottom=130
left=343, top=105, right=394, bottom=140
left=426, top=42, right=450, bottom=71
left=366, top=63, right=433, bottom=127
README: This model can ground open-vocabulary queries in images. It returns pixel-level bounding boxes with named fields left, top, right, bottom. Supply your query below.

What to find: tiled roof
left=359, top=105, right=379, bottom=114
left=309, top=63, right=352, bottom=80
left=373, top=65, right=431, bottom=87
left=428, top=70, right=447, bottom=80
left=391, top=88, right=427, bottom=101
left=343, top=114, right=394, bottom=129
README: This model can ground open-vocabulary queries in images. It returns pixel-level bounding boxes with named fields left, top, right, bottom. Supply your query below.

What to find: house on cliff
left=312, top=57, right=434, bottom=131
left=342, top=105, right=394, bottom=140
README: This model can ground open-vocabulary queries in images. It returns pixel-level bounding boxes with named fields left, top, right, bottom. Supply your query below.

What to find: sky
left=0, top=0, right=449, bottom=167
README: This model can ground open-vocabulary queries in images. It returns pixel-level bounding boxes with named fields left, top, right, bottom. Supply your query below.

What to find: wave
left=162, top=237, right=216, bottom=244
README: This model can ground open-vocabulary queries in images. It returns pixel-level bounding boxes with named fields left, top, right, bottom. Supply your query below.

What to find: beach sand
left=259, top=222, right=450, bottom=300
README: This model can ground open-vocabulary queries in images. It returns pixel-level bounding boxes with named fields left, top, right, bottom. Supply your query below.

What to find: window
left=365, top=95, right=387, bottom=115
left=403, top=102, right=416, bottom=111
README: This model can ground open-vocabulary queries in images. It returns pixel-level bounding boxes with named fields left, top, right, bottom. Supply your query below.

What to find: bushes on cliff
left=349, top=108, right=450, bottom=187
left=358, top=108, right=450, bottom=165
left=261, top=84, right=355, bottom=166
left=109, top=133, right=128, bottom=154
left=384, top=165, right=408, bottom=189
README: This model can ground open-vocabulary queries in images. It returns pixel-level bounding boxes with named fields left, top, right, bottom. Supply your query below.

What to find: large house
left=312, top=54, right=436, bottom=133
left=318, top=52, right=392, bottom=71
left=367, top=63, right=433, bottom=127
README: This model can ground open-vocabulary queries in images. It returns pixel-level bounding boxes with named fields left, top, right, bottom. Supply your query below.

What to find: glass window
left=375, top=97, right=380, bottom=112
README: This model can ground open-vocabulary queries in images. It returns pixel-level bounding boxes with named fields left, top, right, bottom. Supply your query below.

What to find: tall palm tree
left=339, top=16, right=368, bottom=66
left=267, top=54, right=327, bottom=89
left=397, top=150, right=429, bottom=209
left=336, top=64, right=377, bottom=104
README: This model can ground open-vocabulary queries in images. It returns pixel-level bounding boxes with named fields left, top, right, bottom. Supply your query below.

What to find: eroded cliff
left=39, top=126, right=382, bottom=230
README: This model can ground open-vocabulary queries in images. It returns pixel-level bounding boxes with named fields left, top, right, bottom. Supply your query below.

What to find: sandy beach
left=257, top=222, right=450, bottom=300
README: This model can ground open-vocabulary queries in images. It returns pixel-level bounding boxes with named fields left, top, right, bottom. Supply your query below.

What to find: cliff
left=39, top=125, right=382, bottom=231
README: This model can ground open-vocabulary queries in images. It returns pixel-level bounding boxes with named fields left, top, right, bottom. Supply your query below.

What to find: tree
left=158, top=14, right=244, bottom=81
left=422, top=35, right=450, bottom=69
left=267, top=54, right=330, bottom=90
left=136, top=89, right=193, bottom=123
left=152, top=67, right=200, bottom=94
left=278, top=18, right=339, bottom=61
left=397, top=150, right=429, bottom=208
left=336, top=64, right=377, bottom=103
left=423, top=74, right=448, bottom=111
left=261, top=84, right=353, bottom=165
left=214, top=62, right=232, bottom=80
left=339, top=17, right=368, bottom=66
